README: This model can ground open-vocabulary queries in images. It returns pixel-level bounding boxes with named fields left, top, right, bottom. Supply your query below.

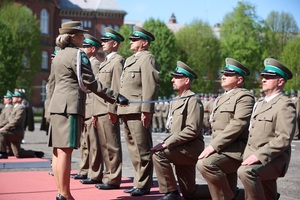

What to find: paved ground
left=1, top=123, right=299, bottom=200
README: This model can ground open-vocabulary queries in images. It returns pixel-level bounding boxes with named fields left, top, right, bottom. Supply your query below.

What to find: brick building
left=15, top=0, right=126, bottom=107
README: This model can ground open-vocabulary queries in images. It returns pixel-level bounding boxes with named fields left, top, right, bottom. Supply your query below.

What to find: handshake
left=116, top=94, right=129, bottom=106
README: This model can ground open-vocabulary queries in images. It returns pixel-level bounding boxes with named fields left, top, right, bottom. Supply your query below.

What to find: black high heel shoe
left=56, top=194, right=66, bottom=200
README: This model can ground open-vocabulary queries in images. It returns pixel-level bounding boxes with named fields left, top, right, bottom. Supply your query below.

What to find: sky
left=116, top=0, right=300, bottom=27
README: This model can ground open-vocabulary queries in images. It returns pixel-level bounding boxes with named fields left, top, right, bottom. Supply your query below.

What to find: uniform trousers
left=237, top=157, right=287, bottom=200
left=0, top=130, right=35, bottom=158
left=121, top=114, right=153, bottom=189
left=197, top=153, right=241, bottom=200
left=95, top=114, right=122, bottom=185
left=80, top=117, right=103, bottom=181
left=153, top=148, right=210, bottom=199
left=78, top=118, right=90, bottom=176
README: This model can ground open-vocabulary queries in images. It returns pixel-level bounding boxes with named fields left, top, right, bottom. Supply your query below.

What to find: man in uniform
left=0, top=91, right=13, bottom=129
left=93, top=27, right=124, bottom=190
left=0, top=90, right=44, bottom=158
left=238, top=58, right=296, bottom=200
left=152, top=61, right=205, bottom=200
left=118, top=26, right=160, bottom=196
left=72, top=34, right=104, bottom=185
left=291, top=89, right=300, bottom=140
left=197, top=58, right=255, bottom=200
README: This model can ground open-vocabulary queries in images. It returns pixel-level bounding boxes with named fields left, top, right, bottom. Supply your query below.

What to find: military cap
left=59, top=21, right=88, bottom=35
left=12, top=90, right=25, bottom=98
left=291, top=89, right=297, bottom=95
left=83, top=34, right=101, bottom=49
left=101, top=27, right=124, bottom=43
left=129, top=26, right=155, bottom=42
left=171, top=61, right=198, bottom=80
left=51, top=46, right=61, bottom=57
left=222, top=58, right=250, bottom=77
left=4, top=90, right=13, bottom=99
left=285, top=91, right=291, bottom=96
left=261, top=58, right=293, bottom=81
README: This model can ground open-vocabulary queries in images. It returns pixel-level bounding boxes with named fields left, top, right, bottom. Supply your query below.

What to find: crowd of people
left=1, top=20, right=298, bottom=200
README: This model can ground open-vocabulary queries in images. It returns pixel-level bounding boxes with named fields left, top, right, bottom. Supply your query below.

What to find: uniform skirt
left=48, top=113, right=83, bottom=148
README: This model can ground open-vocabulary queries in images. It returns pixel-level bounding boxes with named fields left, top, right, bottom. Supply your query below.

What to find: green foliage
left=263, top=11, right=299, bottom=59
left=118, top=25, right=133, bottom=58
left=0, top=22, right=16, bottom=95
left=220, top=1, right=264, bottom=89
left=280, top=37, right=300, bottom=90
left=176, top=20, right=221, bottom=94
left=0, top=3, right=41, bottom=98
left=143, top=19, right=180, bottom=97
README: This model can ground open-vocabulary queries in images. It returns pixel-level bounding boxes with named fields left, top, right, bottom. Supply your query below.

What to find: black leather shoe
left=80, top=178, right=102, bottom=184
left=158, top=191, right=181, bottom=200
left=0, top=152, right=8, bottom=159
left=71, top=174, right=87, bottom=179
left=96, top=183, right=120, bottom=190
left=56, top=193, right=66, bottom=200
left=124, top=187, right=137, bottom=193
left=34, top=151, right=44, bottom=158
left=130, top=188, right=150, bottom=196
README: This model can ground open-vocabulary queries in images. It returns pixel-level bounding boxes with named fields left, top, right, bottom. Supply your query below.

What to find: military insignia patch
left=81, top=52, right=90, bottom=65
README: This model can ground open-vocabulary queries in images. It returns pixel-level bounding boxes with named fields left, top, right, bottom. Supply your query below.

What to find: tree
left=176, top=20, right=221, bottom=94
left=220, top=1, right=264, bottom=89
left=0, top=3, right=41, bottom=97
left=280, top=37, right=300, bottom=91
left=263, top=11, right=299, bottom=59
left=0, top=22, right=16, bottom=96
left=118, top=24, right=134, bottom=59
left=143, top=18, right=180, bottom=97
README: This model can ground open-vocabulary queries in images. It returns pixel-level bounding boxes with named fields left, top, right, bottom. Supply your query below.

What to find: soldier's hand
left=116, top=94, right=129, bottom=106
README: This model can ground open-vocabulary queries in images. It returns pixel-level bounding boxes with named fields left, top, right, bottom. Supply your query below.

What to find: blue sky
left=116, top=0, right=300, bottom=27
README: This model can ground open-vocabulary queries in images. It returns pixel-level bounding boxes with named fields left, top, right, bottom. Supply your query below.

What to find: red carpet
left=0, top=157, right=162, bottom=200
left=0, top=171, right=161, bottom=200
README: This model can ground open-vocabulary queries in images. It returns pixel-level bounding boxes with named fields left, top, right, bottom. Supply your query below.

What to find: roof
left=60, top=0, right=125, bottom=12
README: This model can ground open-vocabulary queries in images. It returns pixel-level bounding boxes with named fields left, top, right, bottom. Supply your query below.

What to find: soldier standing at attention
left=75, top=34, right=104, bottom=185
left=197, top=58, right=254, bottom=200
left=94, top=27, right=125, bottom=190
left=238, top=58, right=296, bottom=200
left=118, top=26, right=160, bottom=196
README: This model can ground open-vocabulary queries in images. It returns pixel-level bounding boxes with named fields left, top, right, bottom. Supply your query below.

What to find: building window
left=41, top=80, right=47, bottom=103
left=40, top=9, right=49, bottom=34
left=114, top=25, right=120, bottom=31
left=101, top=24, right=106, bottom=35
left=41, top=51, right=48, bottom=70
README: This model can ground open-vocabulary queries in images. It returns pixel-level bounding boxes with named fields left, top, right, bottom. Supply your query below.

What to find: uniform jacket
left=93, top=53, right=124, bottom=115
left=0, top=104, right=13, bottom=128
left=117, top=50, right=159, bottom=115
left=85, top=57, right=101, bottom=119
left=48, top=46, right=117, bottom=117
left=210, top=88, right=254, bottom=161
left=2, top=104, right=26, bottom=136
left=164, top=90, right=204, bottom=160
left=244, top=93, right=295, bottom=176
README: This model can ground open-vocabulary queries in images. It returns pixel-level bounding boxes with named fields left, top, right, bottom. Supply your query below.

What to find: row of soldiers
left=0, top=89, right=42, bottom=159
